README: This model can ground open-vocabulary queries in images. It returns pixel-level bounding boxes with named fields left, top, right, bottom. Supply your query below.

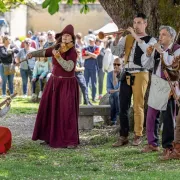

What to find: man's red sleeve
left=82, top=49, right=86, bottom=57
left=94, top=47, right=100, bottom=55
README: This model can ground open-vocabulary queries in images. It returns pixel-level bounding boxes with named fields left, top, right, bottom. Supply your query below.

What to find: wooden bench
left=78, top=105, right=111, bottom=130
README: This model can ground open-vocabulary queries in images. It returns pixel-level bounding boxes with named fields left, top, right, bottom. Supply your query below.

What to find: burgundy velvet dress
left=32, top=47, right=79, bottom=148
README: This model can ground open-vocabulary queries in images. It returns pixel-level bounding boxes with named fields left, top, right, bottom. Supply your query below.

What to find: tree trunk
left=99, top=0, right=180, bottom=36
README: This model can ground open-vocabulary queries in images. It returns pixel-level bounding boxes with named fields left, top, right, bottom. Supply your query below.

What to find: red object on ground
left=0, top=126, right=12, bottom=154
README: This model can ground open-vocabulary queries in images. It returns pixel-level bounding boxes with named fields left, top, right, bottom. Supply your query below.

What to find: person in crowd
left=0, top=36, right=18, bottom=97
left=43, top=30, right=56, bottom=49
left=107, top=57, right=122, bottom=125
left=111, top=13, right=157, bottom=147
left=43, top=30, right=56, bottom=73
left=75, top=48, right=91, bottom=105
left=38, top=36, right=46, bottom=49
left=103, top=40, right=118, bottom=73
left=37, top=35, right=51, bottom=81
left=21, top=31, right=37, bottom=49
left=41, top=31, right=47, bottom=37
left=32, top=31, right=41, bottom=48
left=96, top=37, right=104, bottom=50
left=96, top=38, right=105, bottom=100
left=27, top=25, right=80, bottom=149
left=84, top=29, right=96, bottom=47
left=14, top=37, right=21, bottom=49
left=140, top=26, right=180, bottom=159
left=82, top=35, right=100, bottom=102
left=16, top=38, right=36, bottom=97
left=75, top=33, right=85, bottom=51
left=162, top=48, right=180, bottom=160
left=164, top=107, right=180, bottom=160
left=31, top=56, right=49, bottom=99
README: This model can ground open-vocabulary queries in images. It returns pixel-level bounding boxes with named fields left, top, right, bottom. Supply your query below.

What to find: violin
left=24, top=41, right=75, bottom=61
left=58, top=42, right=74, bottom=54
left=54, top=42, right=74, bottom=59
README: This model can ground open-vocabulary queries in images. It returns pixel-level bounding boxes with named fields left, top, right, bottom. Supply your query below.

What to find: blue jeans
left=20, top=68, right=33, bottom=95
left=84, top=68, right=97, bottom=100
left=109, top=91, right=120, bottom=123
left=32, top=76, right=46, bottom=93
left=98, top=68, right=105, bottom=95
left=76, top=73, right=89, bottom=104
left=0, top=64, right=14, bottom=95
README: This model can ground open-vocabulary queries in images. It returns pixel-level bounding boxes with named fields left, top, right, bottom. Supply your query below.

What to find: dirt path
left=0, top=114, right=116, bottom=146
left=0, top=114, right=36, bottom=145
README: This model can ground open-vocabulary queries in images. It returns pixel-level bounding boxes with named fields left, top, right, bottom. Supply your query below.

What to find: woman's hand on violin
left=52, top=49, right=57, bottom=56
left=52, top=49, right=61, bottom=58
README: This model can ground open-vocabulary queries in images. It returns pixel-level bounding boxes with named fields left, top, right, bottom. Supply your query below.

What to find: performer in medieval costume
left=160, top=44, right=180, bottom=160
left=162, top=108, right=180, bottom=160
left=28, top=25, right=79, bottom=148
left=111, top=13, right=156, bottom=147
left=0, top=98, right=12, bottom=154
left=141, top=26, right=180, bottom=159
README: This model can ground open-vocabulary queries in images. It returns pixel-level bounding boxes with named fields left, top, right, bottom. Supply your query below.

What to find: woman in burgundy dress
left=28, top=25, right=79, bottom=148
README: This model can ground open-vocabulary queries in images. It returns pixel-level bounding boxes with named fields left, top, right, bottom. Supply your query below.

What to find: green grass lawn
left=1, top=131, right=180, bottom=180
left=7, top=97, right=39, bottom=115
left=0, top=98, right=180, bottom=179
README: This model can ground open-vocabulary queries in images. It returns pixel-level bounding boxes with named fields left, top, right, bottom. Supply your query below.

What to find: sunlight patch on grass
left=0, top=97, right=39, bottom=115
left=0, top=171, right=9, bottom=178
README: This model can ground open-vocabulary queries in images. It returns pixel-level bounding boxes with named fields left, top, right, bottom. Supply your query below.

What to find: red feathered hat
left=55, top=24, right=75, bottom=40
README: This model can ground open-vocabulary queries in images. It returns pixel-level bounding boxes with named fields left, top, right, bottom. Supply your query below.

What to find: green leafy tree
left=1, top=0, right=180, bottom=35
left=42, top=0, right=180, bottom=36
left=42, top=0, right=96, bottom=15
left=0, top=0, right=27, bottom=12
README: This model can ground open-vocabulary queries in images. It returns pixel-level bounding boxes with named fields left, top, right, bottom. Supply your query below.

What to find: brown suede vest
left=124, top=35, right=152, bottom=66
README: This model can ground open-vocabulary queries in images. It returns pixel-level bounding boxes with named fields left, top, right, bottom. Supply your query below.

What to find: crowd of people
left=1, top=12, right=180, bottom=162
left=0, top=28, right=118, bottom=104
left=0, top=30, right=56, bottom=99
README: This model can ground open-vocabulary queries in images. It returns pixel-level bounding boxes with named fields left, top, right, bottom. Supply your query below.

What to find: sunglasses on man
left=113, top=63, right=121, bottom=66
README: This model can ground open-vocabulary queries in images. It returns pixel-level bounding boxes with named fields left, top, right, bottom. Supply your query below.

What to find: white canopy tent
left=93, top=22, right=118, bottom=35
